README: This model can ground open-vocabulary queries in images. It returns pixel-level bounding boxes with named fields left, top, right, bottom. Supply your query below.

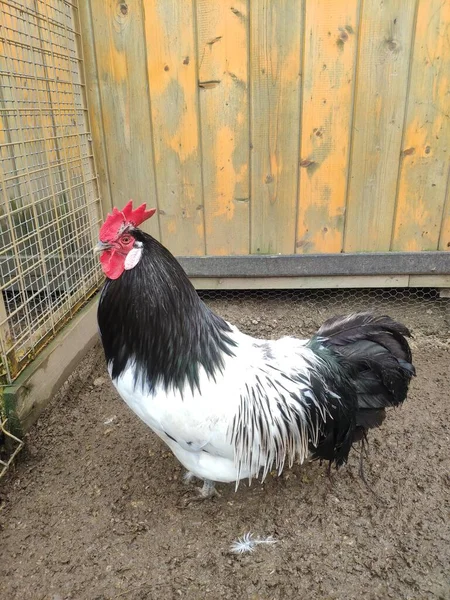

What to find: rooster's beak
left=94, top=241, right=111, bottom=254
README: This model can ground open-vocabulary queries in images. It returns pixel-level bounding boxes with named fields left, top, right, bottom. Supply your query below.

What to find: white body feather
left=110, top=324, right=331, bottom=484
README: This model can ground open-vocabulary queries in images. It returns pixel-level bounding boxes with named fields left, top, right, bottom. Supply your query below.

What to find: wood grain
left=250, top=0, right=303, bottom=255
left=392, top=0, right=450, bottom=251
left=345, top=0, right=416, bottom=252
left=296, top=0, right=359, bottom=254
left=143, top=0, right=204, bottom=255
left=196, top=0, right=250, bottom=255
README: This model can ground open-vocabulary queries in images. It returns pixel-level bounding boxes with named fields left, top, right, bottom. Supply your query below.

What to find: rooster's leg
left=183, top=471, right=196, bottom=484
left=199, top=479, right=220, bottom=498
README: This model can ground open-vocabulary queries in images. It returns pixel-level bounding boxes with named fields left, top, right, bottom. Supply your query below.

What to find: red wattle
left=100, top=250, right=125, bottom=280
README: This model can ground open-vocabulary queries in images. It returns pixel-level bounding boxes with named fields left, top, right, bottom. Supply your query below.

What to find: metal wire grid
left=0, top=0, right=102, bottom=385
left=199, top=288, right=450, bottom=341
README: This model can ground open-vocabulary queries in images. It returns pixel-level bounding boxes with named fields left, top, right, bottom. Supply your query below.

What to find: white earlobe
left=124, top=247, right=143, bottom=270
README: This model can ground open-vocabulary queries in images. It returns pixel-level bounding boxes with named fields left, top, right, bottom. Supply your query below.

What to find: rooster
left=95, top=201, right=415, bottom=497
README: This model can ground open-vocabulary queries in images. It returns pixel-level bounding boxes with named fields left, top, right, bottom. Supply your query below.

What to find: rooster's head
left=95, top=200, right=156, bottom=279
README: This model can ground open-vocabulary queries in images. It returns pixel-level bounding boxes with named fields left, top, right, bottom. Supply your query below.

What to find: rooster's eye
left=121, top=235, right=131, bottom=245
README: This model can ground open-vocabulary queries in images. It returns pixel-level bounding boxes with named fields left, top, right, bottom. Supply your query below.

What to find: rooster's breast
left=110, top=361, right=245, bottom=482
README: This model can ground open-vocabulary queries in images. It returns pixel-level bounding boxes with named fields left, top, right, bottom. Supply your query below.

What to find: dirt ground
left=1, top=291, right=449, bottom=600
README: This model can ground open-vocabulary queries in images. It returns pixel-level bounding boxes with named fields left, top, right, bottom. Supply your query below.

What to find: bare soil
left=1, top=291, right=450, bottom=600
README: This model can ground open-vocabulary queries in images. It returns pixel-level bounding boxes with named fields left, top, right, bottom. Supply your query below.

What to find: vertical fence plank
left=439, top=167, right=450, bottom=251
left=89, top=0, right=159, bottom=239
left=78, top=1, right=112, bottom=216
left=250, top=0, right=303, bottom=255
left=344, top=0, right=416, bottom=252
left=143, top=1, right=204, bottom=255
left=196, top=0, right=250, bottom=256
left=392, top=1, right=450, bottom=251
left=296, top=0, right=359, bottom=254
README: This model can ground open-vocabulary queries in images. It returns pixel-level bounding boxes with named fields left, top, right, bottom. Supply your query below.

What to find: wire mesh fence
left=200, top=288, right=450, bottom=343
left=0, top=0, right=103, bottom=386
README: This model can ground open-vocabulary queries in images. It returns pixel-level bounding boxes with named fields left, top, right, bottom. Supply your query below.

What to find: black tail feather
left=310, top=312, right=415, bottom=468
left=355, top=408, right=386, bottom=430
left=317, top=312, right=415, bottom=414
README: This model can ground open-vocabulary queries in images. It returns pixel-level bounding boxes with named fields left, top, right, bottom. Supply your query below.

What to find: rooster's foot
left=181, top=479, right=220, bottom=505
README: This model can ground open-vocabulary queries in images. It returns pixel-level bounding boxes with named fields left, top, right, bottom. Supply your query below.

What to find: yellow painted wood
left=345, top=0, right=416, bottom=252
left=250, top=0, right=303, bottom=255
left=76, top=0, right=450, bottom=260
left=89, top=0, right=159, bottom=239
left=79, top=1, right=113, bottom=216
left=143, top=0, right=204, bottom=255
left=296, top=0, right=359, bottom=254
left=439, top=172, right=450, bottom=251
left=196, top=0, right=250, bottom=255
left=392, top=0, right=450, bottom=251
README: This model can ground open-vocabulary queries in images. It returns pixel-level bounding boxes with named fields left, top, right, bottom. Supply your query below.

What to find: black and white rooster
left=96, top=201, right=415, bottom=497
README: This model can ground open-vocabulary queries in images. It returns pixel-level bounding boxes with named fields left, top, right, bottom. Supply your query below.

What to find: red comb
left=122, top=200, right=156, bottom=226
left=99, top=200, right=156, bottom=241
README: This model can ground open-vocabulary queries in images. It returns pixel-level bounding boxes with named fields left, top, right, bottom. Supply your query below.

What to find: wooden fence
left=80, top=0, right=450, bottom=259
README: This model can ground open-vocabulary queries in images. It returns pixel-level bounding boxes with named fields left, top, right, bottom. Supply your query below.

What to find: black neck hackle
left=97, top=230, right=235, bottom=393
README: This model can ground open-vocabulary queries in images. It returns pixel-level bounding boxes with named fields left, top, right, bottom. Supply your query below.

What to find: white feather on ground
left=230, top=532, right=277, bottom=554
